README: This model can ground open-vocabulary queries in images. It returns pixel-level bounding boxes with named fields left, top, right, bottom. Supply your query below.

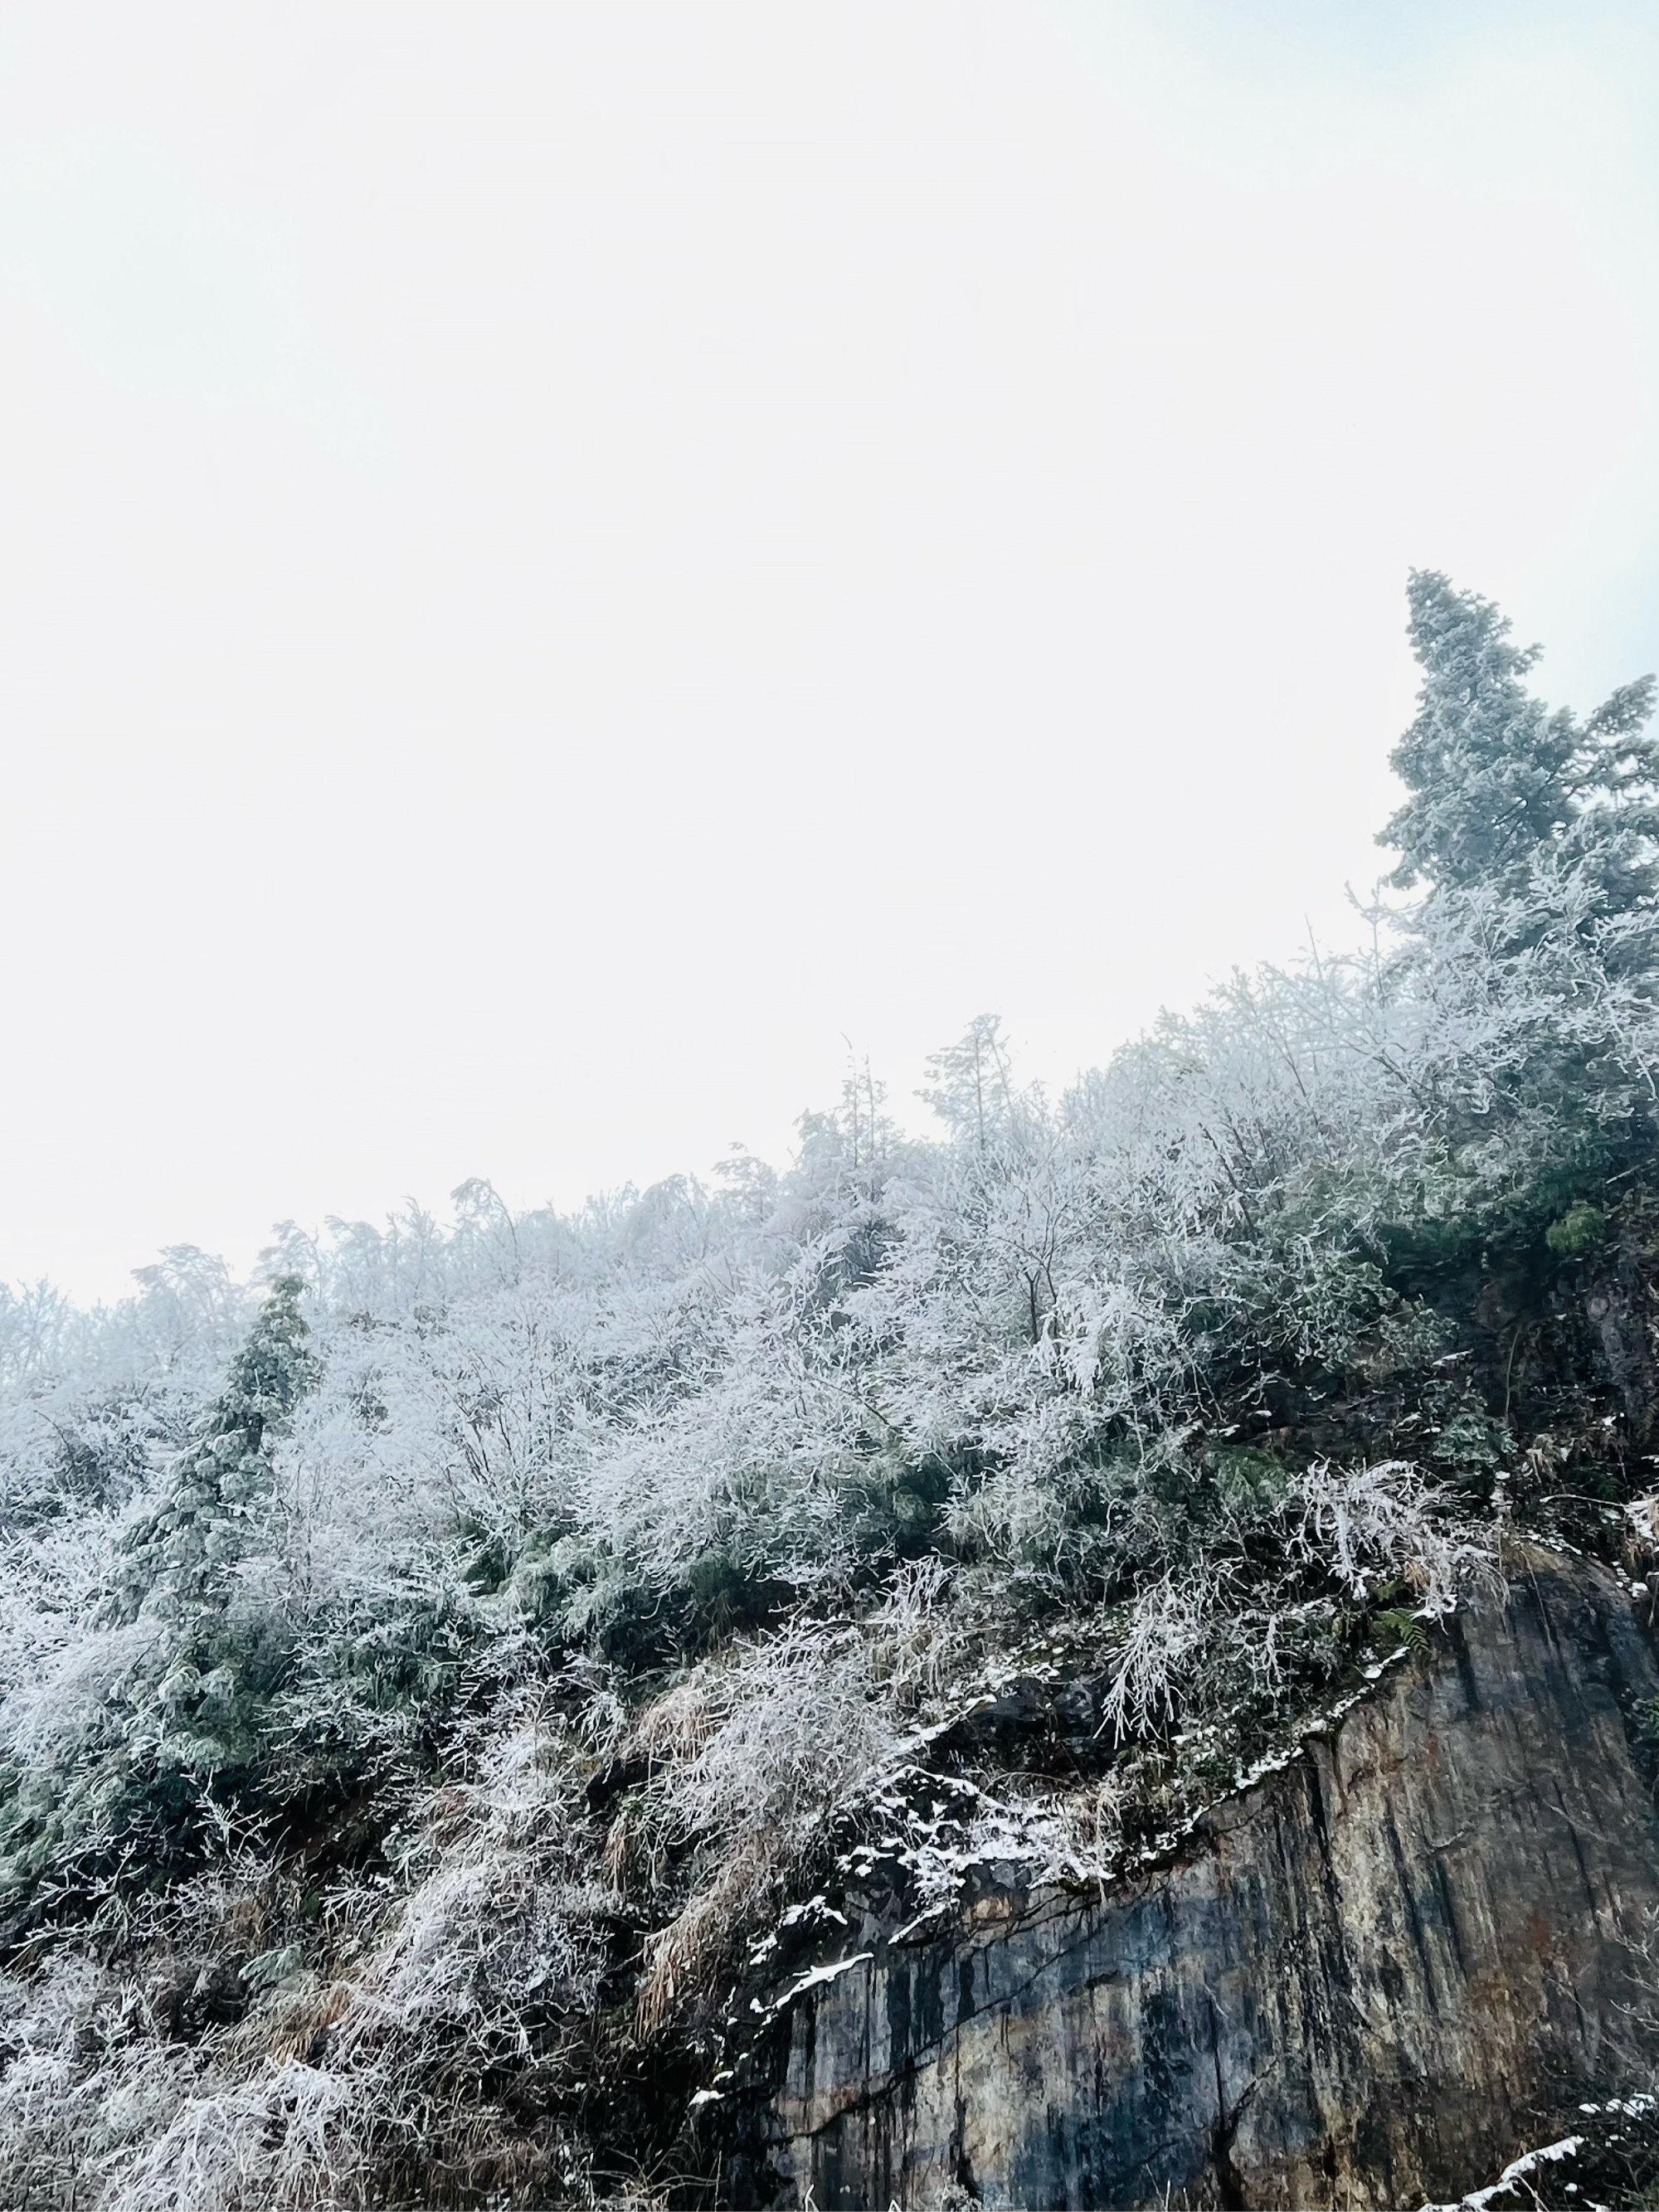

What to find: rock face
left=731, top=1554, right=1659, bottom=2210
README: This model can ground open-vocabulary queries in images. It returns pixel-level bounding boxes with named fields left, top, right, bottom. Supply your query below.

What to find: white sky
left=1, top=1, right=1655, bottom=1303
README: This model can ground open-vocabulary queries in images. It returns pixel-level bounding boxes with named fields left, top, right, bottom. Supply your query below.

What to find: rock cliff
left=720, top=1553, right=1659, bottom=2209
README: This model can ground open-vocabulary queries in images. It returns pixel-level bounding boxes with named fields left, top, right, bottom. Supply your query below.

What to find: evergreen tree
left=115, top=1275, right=316, bottom=1628
left=1382, top=569, right=1657, bottom=911
left=110, top=1275, right=318, bottom=1772
left=0, top=1282, right=319, bottom=1913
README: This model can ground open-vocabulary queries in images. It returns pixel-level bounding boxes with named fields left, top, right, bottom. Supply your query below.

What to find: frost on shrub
left=0, top=576, right=1650, bottom=2204
left=1296, top=1457, right=1499, bottom=1612
left=630, top=1620, right=902, bottom=2035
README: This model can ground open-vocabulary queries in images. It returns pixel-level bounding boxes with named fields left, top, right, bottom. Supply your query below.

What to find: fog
left=1, top=0, right=1654, bottom=1300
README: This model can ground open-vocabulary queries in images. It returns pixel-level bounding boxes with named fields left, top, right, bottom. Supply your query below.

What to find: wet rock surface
left=719, top=1553, right=1659, bottom=2209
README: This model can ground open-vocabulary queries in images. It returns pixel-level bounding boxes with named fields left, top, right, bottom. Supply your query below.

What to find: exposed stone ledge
left=723, top=1552, right=1659, bottom=2210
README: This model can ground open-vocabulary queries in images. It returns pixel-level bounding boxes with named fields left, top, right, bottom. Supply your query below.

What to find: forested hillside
left=1, top=574, right=1657, bottom=2208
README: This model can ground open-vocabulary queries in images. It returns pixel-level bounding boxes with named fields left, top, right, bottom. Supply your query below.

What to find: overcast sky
left=1, top=1, right=1655, bottom=1302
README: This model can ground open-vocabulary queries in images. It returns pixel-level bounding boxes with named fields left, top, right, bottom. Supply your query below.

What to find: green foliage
left=831, top=1450, right=951, bottom=1561
left=1371, top=1606, right=1430, bottom=1660
left=1203, top=1444, right=1296, bottom=1517
left=680, top=1548, right=783, bottom=1646
left=1547, top=1200, right=1608, bottom=1258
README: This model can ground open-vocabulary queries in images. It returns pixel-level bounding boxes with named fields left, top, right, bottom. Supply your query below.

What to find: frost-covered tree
left=114, top=1276, right=316, bottom=1631
left=0, top=573, right=1653, bottom=2209
left=1384, top=568, right=1658, bottom=913
left=0, top=1281, right=318, bottom=1923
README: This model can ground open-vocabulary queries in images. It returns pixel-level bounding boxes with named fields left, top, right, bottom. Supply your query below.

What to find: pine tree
left=0, top=1282, right=320, bottom=1911
left=115, top=1275, right=316, bottom=1626
left=110, top=1275, right=317, bottom=1772
left=1382, top=570, right=1657, bottom=910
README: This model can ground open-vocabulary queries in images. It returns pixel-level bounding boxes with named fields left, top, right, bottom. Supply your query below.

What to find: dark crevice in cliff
left=1205, top=1994, right=1253, bottom=2210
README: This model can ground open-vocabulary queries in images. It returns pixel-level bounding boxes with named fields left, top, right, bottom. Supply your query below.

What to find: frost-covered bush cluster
left=0, top=574, right=1656, bottom=2205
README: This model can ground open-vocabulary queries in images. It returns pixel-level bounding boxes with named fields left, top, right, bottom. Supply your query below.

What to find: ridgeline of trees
left=0, top=575, right=1655, bottom=2208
